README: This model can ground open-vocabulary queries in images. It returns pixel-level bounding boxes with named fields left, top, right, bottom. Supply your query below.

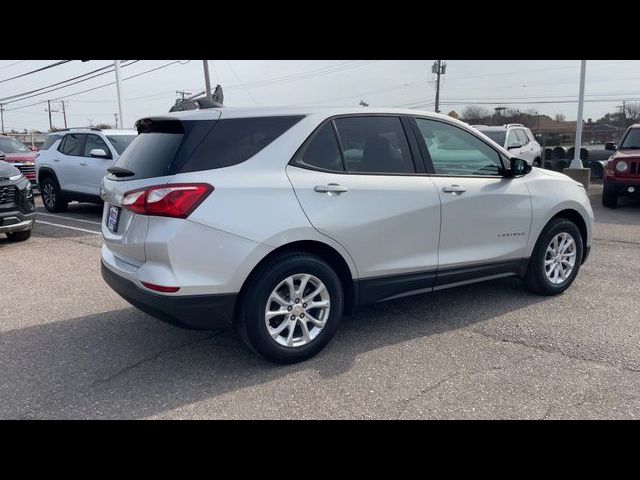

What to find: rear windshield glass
left=106, top=135, right=137, bottom=155
left=42, top=135, right=63, bottom=150
left=478, top=130, right=506, bottom=146
left=109, top=116, right=304, bottom=180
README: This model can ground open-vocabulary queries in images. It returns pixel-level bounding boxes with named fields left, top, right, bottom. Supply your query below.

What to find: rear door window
left=59, top=134, right=86, bottom=156
left=333, top=116, right=415, bottom=174
left=294, top=123, right=344, bottom=172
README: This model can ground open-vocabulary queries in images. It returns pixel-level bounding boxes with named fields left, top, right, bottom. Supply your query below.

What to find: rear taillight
left=122, top=183, right=213, bottom=218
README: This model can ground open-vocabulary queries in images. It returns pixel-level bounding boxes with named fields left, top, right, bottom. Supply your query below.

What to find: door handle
left=442, top=185, right=466, bottom=195
left=53, top=158, right=60, bottom=162
left=80, top=162, right=88, bottom=166
left=314, top=183, right=348, bottom=195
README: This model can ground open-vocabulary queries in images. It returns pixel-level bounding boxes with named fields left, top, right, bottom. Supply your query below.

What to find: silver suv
left=474, top=124, right=542, bottom=167
left=36, top=127, right=137, bottom=212
left=101, top=107, right=593, bottom=363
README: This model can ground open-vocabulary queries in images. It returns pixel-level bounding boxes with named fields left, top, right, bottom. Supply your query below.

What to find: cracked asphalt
left=0, top=184, right=639, bottom=419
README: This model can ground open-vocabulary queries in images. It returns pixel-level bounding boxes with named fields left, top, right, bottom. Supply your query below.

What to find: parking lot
left=1, top=185, right=639, bottom=419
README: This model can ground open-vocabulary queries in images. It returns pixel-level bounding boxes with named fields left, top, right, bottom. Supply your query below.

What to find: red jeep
left=602, top=124, right=640, bottom=208
left=0, top=135, right=38, bottom=187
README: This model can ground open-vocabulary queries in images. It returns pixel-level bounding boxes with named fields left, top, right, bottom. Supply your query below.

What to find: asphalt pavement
left=0, top=184, right=639, bottom=419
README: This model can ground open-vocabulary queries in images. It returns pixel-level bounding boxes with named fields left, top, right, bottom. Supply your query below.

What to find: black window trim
left=289, top=113, right=422, bottom=177
left=58, top=133, right=88, bottom=157
left=408, top=116, right=510, bottom=179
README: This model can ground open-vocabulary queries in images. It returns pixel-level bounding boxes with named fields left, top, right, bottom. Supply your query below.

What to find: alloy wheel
left=264, top=273, right=331, bottom=348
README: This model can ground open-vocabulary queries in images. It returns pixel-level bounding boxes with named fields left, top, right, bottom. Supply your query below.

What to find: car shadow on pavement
left=0, top=276, right=552, bottom=419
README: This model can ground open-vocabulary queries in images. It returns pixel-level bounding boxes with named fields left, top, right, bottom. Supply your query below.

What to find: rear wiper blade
left=107, top=166, right=135, bottom=177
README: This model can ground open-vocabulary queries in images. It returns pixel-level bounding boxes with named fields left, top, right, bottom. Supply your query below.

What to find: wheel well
left=239, top=240, right=356, bottom=316
left=551, top=209, right=588, bottom=254
left=37, top=168, right=57, bottom=186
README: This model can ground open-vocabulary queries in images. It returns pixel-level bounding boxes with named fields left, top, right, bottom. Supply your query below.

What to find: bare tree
left=554, top=113, right=566, bottom=122
left=461, top=106, right=491, bottom=123
left=448, top=110, right=459, bottom=119
left=624, top=102, right=640, bottom=125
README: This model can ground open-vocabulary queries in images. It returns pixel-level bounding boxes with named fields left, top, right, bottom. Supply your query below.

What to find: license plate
left=107, top=205, right=120, bottom=233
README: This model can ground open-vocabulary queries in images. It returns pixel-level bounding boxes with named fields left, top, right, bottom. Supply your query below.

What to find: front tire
left=602, top=184, right=618, bottom=208
left=533, top=158, right=541, bottom=167
left=524, top=218, right=583, bottom=296
left=6, top=229, right=31, bottom=242
left=40, top=177, right=68, bottom=212
left=237, top=252, right=344, bottom=364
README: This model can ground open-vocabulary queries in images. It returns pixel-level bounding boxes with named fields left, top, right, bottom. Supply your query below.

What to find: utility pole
left=203, top=60, right=212, bottom=99
left=45, top=100, right=58, bottom=131
left=432, top=60, right=447, bottom=113
left=60, top=101, right=68, bottom=129
left=0, top=103, right=4, bottom=135
left=114, top=60, right=125, bottom=129
left=114, top=113, right=119, bottom=129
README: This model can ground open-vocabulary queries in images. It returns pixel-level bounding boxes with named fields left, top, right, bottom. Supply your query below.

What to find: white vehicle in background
left=473, top=124, right=542, bottom=167
left=36, top=127, right=137, bottom=212
left=100, top=106, right=593, bottom=364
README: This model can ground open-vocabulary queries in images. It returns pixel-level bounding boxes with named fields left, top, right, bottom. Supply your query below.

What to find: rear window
left=109, top=116, right=303, bottom=180
left=479, top=130, right=506, bottom=146
left=106, top=135, right=137, bottom=155
left=42, top=135, right=63, bottom=150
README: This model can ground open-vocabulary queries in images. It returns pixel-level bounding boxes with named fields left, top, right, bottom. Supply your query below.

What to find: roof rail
left=57, top=127, right=102, bottom=132
left=504, top=123, right=524, bottom=128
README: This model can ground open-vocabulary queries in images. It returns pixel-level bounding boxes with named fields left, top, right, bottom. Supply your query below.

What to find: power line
left=0, top=60, right=72, bottom=85
left=6, top=61, right=187, bottom=112
left=224, top=61, right=259, bottom=105
left=1, top=61, right=139, bottom=104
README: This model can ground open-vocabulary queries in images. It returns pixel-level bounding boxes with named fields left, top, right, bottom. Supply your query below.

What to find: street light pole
left=570, top=60, right=587, bottom=169
left=114, top=60, right=125, bottom=129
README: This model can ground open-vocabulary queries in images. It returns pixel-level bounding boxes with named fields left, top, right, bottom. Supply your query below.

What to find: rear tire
left=602, top=184, right=618, bottom=208
left=533, top=158, right=541, bottom=167
left=237, top=251, right=344, bottom=364
left=6, top=229, right=31, bottom=242
left=40, top=176, right=68, bottom=213
left=523, top=218, right=583, bottom=296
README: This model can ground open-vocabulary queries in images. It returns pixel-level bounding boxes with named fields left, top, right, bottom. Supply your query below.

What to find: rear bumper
left=101, top=260, right=237, bottom=330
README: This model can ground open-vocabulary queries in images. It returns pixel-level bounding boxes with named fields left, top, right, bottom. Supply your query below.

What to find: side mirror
left=505, top=157, right=531, bottom=177
left=90, top=148, right=109, bottom=158
left=507, top=143, right=522, bottom=150
left=605, top=142, right=616, bottom=151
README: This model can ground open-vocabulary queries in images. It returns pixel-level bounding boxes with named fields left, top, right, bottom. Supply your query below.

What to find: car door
left=411, top=117, right=532, bottom=285
left=55, top=133, right=86, bottom=192
left=80, top=134, right=115, bottom=196
left=286, top=115, right=442, bottom=303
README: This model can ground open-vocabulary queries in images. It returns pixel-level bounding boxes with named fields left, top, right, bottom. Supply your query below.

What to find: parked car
left=601, top=125, right=640, bottom=208
left=100, top=107, right=593, bottom=363
left=0, top=135, right=38, bottom=187
left=36, top=127, right=137, bottom=212
left=473, top=124, right=542, bottom=167
left=0, top=156, right=35, bottom=241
